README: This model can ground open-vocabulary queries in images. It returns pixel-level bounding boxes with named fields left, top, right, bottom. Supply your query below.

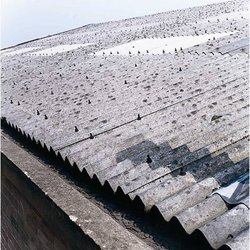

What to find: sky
left=1, top=0, right=227, bottom=49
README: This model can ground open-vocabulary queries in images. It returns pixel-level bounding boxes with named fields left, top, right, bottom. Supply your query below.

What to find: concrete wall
left=1, top=153, right=99, bottom=250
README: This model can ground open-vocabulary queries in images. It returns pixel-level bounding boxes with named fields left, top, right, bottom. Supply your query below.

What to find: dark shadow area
left=116, top=140, right=191, bottom=170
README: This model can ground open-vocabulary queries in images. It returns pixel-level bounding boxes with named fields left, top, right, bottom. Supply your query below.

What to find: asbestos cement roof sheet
left=1, top=0, right=249, bottom=249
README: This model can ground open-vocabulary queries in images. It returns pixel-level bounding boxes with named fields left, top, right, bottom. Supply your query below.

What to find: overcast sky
left=1, top=0, right=227, bottom=48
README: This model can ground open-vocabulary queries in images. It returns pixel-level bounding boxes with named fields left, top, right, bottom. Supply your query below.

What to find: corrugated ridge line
left=1, top=117, right=248, bottom=250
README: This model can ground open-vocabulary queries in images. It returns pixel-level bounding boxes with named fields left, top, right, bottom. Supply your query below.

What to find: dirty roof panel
left=1, top=0, right=249, bottom=249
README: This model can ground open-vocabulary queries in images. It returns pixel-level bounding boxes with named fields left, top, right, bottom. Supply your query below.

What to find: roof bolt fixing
left=180, top=167, right=186, bottom=176
left=146, top=154, right=152, bottom=164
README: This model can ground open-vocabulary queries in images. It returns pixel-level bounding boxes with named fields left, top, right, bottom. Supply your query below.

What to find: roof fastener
left=124, top=80, right=128, bottom=84
left=179, top=67, right=182, bottom=72
left=180, top=167, right=186, bottom=176
left=137, top=114, right=141, bottom=120
left=135, top=63, right=137, bottom=67
left=10, top=100, right=13, bottom=104
left=88, top=100, right=91, bottom=104
left=90, top=133, right=94, bottom=139
left=211, top=115, right=222, bottom=122
left=146, top=154, right=152, bottom=164
left=44, top=115, right=48, bottom=120
left=18, top=101, right=20, bottom=105
left=75, top=126, right=79, bottom=132
left=37, top=110, right=40, bottom=115
left=51, top=91, right=54, bottom=95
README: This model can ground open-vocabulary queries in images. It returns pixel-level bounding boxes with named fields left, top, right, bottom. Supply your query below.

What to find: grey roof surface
left=1, top=0, right=249, bottom=249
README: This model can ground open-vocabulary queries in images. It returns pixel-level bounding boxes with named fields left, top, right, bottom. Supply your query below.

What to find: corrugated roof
left=1, top=0, right=249, bottom=249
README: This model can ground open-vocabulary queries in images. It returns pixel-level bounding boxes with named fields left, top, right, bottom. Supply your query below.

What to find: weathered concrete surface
left=1, top=135, right=153, bottom=250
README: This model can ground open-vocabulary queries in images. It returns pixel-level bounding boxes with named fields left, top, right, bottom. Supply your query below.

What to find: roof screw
left=129, top=51, right=131, bottom=55
left=75, top=126, right=79, bottom=132
left=88, top=100, right=91, bottom=104
left=135, top=63, right=137, bottom=67
left=86, top=76, right=88, bottom=79
left=146, top=154, right=152, bottom=164
left=137, top=114, right=141, bottom=120
left=180, top=47, right=183, bottom=51
left=124, top=80, right=128, bottom=84
left=162, top=50, right=165, bottom=54
left=180, top=167, right=186, bottom=176
left=51, top=91, right=54, bottom=95
left=18, top=101, right=20, bottom=105
left=44, top=115, right=48, bottom=120
left=179, top=67, right=182, bottom=72
left=90, top=133, right=94, bottom=139
left=138, top=51, right=140, bottom=54
left=117, top=51, right=119, bottom=54
left=10, top=100, right=13, bottom=104
left=175, top=48, right=177, bottom=52
left=146, top=50, right=149, bottom=53
left=103, top=52, right=105, bottom=55
left=37, top=110, right=40, bottom=115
